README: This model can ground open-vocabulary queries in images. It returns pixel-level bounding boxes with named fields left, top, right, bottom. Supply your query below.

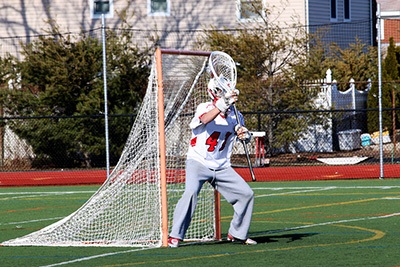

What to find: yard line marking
left=255, top=187, right=336, bottom=198
left=0, top=191, right=96, bottom=195
left=0, top=217, right=64, bottom=226
left=253, top=186, right=331, bottom=191
left=0, top=191, right=96, bottom=200
left=39, top=247, right=155, bottom=267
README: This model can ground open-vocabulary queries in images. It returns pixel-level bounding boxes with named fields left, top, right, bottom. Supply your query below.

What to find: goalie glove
left=235, top=125, right=251, bottom=144
left=215, top=89, right=239, bottom=113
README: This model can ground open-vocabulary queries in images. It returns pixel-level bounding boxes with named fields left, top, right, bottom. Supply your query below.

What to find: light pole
left=92, top=0, right=113, bottom=179
left=377, top=4, right=384, bottom=179
left=376, top=3, right=400, bottom=179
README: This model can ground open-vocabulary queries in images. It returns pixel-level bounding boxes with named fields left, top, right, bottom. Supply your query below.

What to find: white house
left=0, top=0, right=376, bottom=57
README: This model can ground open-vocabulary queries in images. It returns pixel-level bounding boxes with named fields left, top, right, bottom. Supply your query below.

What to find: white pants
left=169, top=159, right=254, bottom=240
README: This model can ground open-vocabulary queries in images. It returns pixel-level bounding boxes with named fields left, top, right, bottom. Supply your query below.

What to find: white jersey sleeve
left=189, top=102, right=212, bottom=130
left=187, top=102, right=239, bottom=170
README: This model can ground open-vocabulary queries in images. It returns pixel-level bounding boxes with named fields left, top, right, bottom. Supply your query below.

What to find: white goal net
left=1, top=49, right=219, bottom=247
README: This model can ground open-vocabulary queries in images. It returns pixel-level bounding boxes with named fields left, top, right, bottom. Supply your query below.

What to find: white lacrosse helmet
left=207, top=76, right=233, bottom=100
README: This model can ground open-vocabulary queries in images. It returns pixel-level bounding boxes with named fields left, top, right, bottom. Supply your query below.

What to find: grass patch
left=1, top=180, right=400, bottom=266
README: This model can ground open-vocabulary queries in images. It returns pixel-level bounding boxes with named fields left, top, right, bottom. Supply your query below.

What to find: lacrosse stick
left=208, top=51, right=256, bottom=182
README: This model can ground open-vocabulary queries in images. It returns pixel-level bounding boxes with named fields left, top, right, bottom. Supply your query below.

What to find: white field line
left=0, top=217, right=65, bottom=226
left=0, top=191, right=95, bottom=195
left=253, top=185, right=400, bottom=198
left=252, top=186, right=400, bottom=191
left=0, top=191, right=96, bottom=196
left=39, top=247, right=155, bottom=267
left=0, top=191, right=95, bottom=225
left=1, top=186, right=398, bottom=198
left=1, top=186, right=399, bottom=196
left=254, top=187, right=336, bottom=198
left=0, top=191, right=96, bottom=200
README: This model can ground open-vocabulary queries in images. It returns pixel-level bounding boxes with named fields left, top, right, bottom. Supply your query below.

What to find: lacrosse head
left=208, top=51, right=237, bottom=96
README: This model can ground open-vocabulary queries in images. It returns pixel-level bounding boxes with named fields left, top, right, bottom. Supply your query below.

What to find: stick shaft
left=233, top=104, right=256, bottom=181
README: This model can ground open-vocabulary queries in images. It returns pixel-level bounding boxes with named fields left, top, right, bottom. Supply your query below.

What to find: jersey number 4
left=206, top=131, right=232, bottom=152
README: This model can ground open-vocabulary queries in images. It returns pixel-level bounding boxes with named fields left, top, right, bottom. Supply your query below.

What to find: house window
left=344, top=0, right=351, bottom=21
left=330, top=0, right=337, bottom=21
left=148, top=0, right=170, bottom=16
left=238, top=0, right=264, bottom=21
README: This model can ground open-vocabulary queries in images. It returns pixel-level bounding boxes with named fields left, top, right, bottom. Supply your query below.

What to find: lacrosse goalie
left=168, top=55, right=256, bottom=247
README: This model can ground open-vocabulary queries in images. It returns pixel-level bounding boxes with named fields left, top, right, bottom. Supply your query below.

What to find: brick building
left=377, top=0, right=400, bottom=45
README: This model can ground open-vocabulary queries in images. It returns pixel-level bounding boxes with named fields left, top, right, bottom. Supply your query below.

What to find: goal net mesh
left=1, top=50, right=216, bottom=247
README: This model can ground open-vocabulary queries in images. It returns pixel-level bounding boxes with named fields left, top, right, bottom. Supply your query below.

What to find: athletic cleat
left=227, top=233, right=257, bottom=245
left=168, top=237, right=181, bottom=248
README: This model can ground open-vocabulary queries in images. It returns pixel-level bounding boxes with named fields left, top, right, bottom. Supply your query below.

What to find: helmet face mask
left=207, top=78, right=222, bottom=100
left=207, top=76, right=232, bottom=100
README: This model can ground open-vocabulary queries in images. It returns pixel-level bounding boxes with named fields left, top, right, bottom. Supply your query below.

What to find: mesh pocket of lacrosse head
left=209, top=51, right=237, bottom=89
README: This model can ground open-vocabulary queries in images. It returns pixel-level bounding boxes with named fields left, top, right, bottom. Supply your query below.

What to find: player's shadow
left=181, top=230, right=318, bottom=247
left=251, top=232, right=319, bottom=244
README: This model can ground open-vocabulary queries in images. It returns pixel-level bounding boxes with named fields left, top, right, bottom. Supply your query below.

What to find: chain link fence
left=1, top=108, right=400, bottom=171
left=0, top=114, right=135, bottom=170
left=239, top=108, right=400, bottom=166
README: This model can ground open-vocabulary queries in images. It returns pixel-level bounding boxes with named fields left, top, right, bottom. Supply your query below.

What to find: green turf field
left=1, top=179, right=400, bottom=267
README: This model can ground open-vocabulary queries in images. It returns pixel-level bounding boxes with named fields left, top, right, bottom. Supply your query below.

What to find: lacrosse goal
left=1, top=48, right=221, bottom=247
